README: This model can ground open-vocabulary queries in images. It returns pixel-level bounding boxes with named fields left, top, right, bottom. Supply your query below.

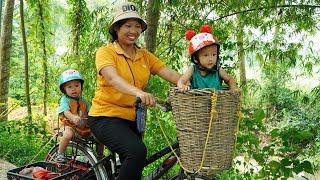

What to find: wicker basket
left=169, top=88, right=241, bottom=176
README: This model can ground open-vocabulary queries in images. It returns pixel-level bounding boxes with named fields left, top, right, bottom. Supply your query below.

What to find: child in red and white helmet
left=177, top=25, right=240, bottom=92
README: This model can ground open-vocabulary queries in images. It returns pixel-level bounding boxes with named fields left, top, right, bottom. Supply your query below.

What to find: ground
left=0, top=159, right=16, bottom=179
left=8, top=105, right=57, bottom=132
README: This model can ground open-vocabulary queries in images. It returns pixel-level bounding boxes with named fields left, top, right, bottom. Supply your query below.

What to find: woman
left=88, top=1, right=180, bottom=179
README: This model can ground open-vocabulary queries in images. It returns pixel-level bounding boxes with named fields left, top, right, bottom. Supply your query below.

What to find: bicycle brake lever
left=155, top=102, right=172, bottom=112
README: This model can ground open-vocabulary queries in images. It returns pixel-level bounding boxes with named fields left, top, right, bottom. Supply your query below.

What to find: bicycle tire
left=169, top=174, right=210, bottom=180
left=168, top=169, right=212, bottom=180
left=45, top=141, right=108, bottom=180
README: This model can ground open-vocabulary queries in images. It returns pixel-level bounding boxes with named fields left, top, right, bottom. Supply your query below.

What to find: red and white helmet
left=185, top=25, right=220, bottom=56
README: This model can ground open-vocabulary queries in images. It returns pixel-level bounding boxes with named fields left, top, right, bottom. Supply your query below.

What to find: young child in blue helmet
left=56, top=69, right=91, bottom=162
left=177, top=25, right=240, bottom=92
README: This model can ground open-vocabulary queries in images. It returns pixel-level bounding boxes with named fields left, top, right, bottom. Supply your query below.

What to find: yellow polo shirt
left=89, top=42, right=165, bottom=121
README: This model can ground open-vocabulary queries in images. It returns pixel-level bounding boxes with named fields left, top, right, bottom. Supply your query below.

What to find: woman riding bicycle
left=88, top=1, right=180, bottom=180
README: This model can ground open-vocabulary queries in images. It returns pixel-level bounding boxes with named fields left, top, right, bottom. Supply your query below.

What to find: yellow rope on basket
left=157, top=91, right=218, bottom=174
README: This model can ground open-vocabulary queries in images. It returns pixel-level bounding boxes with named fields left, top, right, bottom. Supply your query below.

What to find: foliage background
left=1, top=0, right=320, bottom=179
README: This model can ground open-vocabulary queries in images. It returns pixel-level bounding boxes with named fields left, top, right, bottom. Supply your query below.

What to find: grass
left=0, top=118, right=56, bottom=166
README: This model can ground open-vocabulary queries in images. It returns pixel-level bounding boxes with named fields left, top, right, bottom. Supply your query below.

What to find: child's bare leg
left=58, top=126, right=74, bottom=153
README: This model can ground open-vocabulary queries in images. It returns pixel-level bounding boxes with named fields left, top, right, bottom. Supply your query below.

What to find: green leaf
left=294, top=161, right=314, bottom=174
left=253, top=109, right=265, bottom=121
left=280, top=166, right=293, bottom=178
left=296, top=130, right=313, bottom=141
left=280, top=158, right=292, bottom=167
left=252, top=153, right=265, bottom=164
left=270, top=129, right=280, bottom=138
left=268, top=160, right=280, bottom=174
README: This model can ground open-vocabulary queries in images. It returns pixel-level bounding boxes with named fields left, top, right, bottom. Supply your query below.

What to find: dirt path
left=0, top=159, right=16, bottom=179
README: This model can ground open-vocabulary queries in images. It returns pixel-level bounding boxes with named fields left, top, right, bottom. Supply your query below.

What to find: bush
left=231, top=108, right=315, bottom=179
left=0, top=118, right=55, bottom=166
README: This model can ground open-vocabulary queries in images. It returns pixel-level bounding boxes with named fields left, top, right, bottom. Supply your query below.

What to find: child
left=56, top=69, right=91, bottom=162
left=177, top=25, right=240, bottom=92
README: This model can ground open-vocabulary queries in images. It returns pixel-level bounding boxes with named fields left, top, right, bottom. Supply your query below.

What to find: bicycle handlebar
left=135, top=97, right=172, bottom=112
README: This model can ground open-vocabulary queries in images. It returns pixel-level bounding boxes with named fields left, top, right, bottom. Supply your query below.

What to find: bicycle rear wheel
left=46, top=141, right=107, bottom=180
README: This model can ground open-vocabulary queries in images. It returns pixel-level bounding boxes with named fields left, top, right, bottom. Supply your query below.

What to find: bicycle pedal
left=116, top=159, right=121, bottom=166
left=163, top=156, right=177, bottom=167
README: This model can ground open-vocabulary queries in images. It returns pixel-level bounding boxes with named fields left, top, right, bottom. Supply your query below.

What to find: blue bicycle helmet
left=59, top=69, right=84, bottom=93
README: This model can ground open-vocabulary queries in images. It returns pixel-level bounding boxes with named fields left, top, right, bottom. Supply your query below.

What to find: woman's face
left=197, top=45, right=218, bottom=69
left=115, top=19, right=142, bottom=46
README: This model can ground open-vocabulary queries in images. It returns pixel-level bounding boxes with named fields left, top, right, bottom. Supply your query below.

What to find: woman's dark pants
left=88, top=116, right=146, bottom=180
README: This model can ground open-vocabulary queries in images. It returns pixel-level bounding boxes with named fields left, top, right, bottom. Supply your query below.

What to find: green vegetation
left=0, top=0, right=319, bottom=179
left=0, top=117, right=55, bottom=166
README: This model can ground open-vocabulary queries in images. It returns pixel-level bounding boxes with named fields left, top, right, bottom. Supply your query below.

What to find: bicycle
left=44, top=100, right=209, bottom=180
left=45, top=133, right=180, bottom=179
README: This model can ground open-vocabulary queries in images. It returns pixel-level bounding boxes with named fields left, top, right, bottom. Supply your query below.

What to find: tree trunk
left=20, top=0, right=32, bottom=122
left=71, top=1, right=82, bottom=56
left=236, top=14, right=246, bottom=87
left=0, top=0, right=3, bottom=36
left=144, top=0, right=160, bottom=53
left=0, top=0, right=14, bottom=121
left=37, top=1, right=48, bottom=116
left=265, top=7, right=283, bottom=118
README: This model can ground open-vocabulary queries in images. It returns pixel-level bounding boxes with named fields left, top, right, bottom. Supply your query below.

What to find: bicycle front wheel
left=46, top=141, right=108, bottom=180
left=169, top=169, right=212, bottom=180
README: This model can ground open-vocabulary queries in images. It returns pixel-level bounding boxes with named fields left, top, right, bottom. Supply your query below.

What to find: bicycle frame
left=85, top=140, right=180, bottom=180
left=46, top=99, right=184, bottom=179
left=46, top=131, right=180, bottom=179
left=145, top=141, right=179, bottom=179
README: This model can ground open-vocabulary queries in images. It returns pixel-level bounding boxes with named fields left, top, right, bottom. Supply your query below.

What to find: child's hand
left=178, top=85, right=190, bottom=93
left=177, top=80, right=190, bottom=93
left=230, top=87, right=241, bottom=93
left=71, top=115, right=81, bottom=126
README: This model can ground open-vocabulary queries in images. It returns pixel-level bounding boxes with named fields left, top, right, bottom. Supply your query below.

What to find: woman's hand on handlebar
left=136, top=91, right=156, bottom=107
left=136, top=94, right=172, bottom=112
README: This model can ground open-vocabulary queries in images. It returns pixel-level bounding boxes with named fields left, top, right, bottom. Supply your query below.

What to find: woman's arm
left=219, top=68, right=240, bottom=91
left=156, top=66, right=181, bottom=85
left=100, top=66, right=156, bottom=106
